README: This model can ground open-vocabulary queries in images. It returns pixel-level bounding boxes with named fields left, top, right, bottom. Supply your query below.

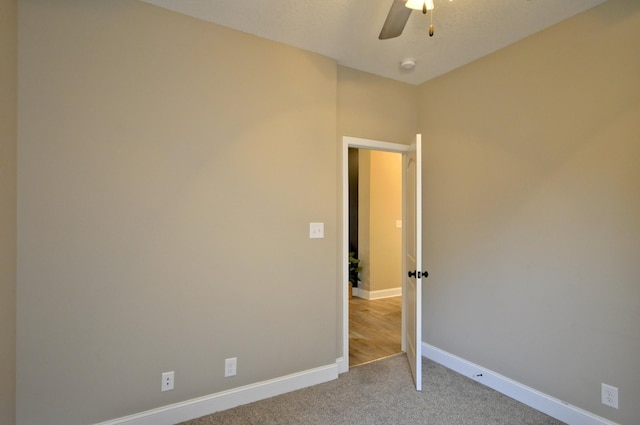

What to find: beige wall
left=337, top=66, right=418, bottom=145
left=419, top=1, right=640, bottom=424
left=336, top=66, right=418, bottom=350
left=0, top=1, right=17, bottom=424
left=357, top=151, right=371, bottom=291
left=17, top=1, right=336, bottom=424
left=358, top=150, right=402, bottom=293
left=369, top=151, right=402, bottom=292
left=15, top=0, right=638, bottom=424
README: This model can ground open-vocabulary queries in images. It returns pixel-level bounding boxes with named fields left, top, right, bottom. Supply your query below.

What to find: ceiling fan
left=379, top=0, right=448, bottom=39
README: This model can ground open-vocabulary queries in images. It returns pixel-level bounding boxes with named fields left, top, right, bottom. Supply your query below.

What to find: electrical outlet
left=161, top=371, right=174, bottom=392
left=601, top=383, right=618, bottom=409
left=225, top=357, right=237, bottom=377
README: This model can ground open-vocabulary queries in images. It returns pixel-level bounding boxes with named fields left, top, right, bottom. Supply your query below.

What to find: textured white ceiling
left=139, top=0, right=606, bottom=85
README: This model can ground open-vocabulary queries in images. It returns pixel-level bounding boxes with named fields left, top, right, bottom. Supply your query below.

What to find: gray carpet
left=179, top=355, right=565, bottom=425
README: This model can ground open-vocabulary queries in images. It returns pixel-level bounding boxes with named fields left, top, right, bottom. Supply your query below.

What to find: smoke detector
left=400, top=58, right=416, bottom=70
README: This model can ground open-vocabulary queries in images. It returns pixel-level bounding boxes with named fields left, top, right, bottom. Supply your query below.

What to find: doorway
left=348, top=148, right=403, bottom=366
left=340, top=137, right=412, bottom=373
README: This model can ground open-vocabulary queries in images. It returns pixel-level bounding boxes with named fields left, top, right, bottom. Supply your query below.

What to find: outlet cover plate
left=161, top=371, right=174, bottom=392
left=601, top=383, right=619, bottom=409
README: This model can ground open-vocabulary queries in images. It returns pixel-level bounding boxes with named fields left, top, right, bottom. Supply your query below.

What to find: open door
left=403, top=134, right=423, bottom=391
left=341, top=136, right=422, bottom=377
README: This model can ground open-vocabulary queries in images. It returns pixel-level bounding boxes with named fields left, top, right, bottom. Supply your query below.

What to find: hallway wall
left=358, top=150, right=402, bottom=294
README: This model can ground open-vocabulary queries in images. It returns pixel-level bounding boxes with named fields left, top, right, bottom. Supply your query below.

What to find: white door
left=404, top=134, right=423, bottom=391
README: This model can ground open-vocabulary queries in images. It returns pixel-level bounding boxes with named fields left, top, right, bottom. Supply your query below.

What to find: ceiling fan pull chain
left=429, top=8, right=435, bottom=37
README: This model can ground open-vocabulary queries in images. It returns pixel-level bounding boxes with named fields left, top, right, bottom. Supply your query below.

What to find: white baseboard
left=95, top=363, right=339, bottom=425
left=422, top=343, right=619, bottom=425
left=353, top=286, right=401, bottom=300
left=95, top=344, right=617, bottom=425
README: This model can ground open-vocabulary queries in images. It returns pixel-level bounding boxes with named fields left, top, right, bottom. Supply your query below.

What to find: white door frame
left=340, top=136, right=410, bottom=374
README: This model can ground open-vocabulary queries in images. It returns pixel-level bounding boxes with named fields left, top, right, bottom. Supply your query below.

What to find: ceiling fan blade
left=379, top=0, right=412, bottom=40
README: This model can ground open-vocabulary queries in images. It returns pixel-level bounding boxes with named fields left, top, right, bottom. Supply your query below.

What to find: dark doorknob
left=408, top=270, right=429, bottom=279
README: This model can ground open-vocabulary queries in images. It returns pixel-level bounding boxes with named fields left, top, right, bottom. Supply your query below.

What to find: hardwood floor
left=349, top=295, right=402, bottom=367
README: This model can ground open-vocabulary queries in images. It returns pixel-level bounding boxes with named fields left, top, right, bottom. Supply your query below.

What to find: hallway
left=349, top=296, right=402, bottom=367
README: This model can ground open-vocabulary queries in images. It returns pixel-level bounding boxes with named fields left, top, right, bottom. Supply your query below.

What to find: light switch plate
left=309, top=222, right=324, bottom=239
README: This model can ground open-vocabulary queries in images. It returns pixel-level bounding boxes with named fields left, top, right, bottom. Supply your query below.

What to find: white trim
left=422, top=343, right=620, bottom=425
left=341, top=136, right=410, bottom=375
left=352, top=287, right=402, bottom=300
left=341, top=138, right=350, bottom=375
left=343, top=136, right=411, bottom=153
left=336, top=356, right=348, bottom=374
left=410, top=134, right=423, bottom=391
left=94, top=363, right=338, bottom=425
